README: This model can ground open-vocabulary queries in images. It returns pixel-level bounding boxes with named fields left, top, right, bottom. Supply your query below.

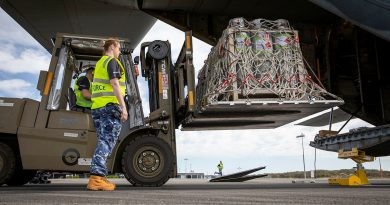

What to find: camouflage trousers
left=90, top=104, right=122, bottom=176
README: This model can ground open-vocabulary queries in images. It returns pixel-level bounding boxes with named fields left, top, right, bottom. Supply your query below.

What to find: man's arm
left=81, top=89, right=91, bottom=100
left=107, top=59, right=128, bottom=122
left=110, top=78, right=128, bottom=122
left=77, top=76, right=91, bottom=99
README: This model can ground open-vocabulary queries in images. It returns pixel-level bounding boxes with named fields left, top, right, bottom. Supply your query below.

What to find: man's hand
left=81, top=89, right=92, bottom=100
left=110, top=78, right=128, bottom=122
left=135, top=65, right=139, bottom=78
left=121, top=106, right=128, bottom=122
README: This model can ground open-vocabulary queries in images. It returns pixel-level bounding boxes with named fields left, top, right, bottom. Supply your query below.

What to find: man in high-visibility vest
left=73, top=67, right=94, bottom=110
left=217, top=161, right=223, bottom=176
left=87, top=39, right=128, bottom=191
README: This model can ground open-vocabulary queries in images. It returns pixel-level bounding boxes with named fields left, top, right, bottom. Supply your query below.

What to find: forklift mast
left=140, top=31, right=196, bottom=130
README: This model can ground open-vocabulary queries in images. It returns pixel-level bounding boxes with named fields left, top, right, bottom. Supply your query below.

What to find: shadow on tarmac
left=1, top=182, right=390, bottom=192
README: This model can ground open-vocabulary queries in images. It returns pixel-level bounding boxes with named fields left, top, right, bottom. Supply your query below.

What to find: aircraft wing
left=0, top=0, right=156, bottom=52
left=310, top=0, right=390, bottom=42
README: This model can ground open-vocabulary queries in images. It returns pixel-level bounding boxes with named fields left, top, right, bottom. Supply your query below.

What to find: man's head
left=85, top=66, right=94, bottom=81
left=103, top=39, right=121, bottom=58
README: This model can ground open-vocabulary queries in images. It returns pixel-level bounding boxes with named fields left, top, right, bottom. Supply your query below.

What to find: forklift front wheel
left=121, top=135, right=174, bottom=187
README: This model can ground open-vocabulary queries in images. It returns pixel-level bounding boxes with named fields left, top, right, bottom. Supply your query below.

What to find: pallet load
left=181, top=17, right=343, bottom=130
left=196, top=17, right=343, bottom=111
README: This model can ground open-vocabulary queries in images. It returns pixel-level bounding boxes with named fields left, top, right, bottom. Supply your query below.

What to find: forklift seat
left=67, top=88, right=91, bottom=113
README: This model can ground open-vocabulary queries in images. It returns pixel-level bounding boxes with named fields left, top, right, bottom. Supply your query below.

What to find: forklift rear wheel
left=6, top=167, right=37, bottom=186
left=121, top=135, right=174, bottom=187
left=0, top=142, right=17, bottom=186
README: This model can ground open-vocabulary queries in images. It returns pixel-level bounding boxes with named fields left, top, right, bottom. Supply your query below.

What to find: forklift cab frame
left=37, top=33, right=144, bottom=131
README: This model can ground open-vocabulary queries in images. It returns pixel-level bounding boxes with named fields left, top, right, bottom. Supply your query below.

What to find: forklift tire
left=0, top=142, right=17, bottom=186
left=6, top=168, right=36, bottom=186
left=121, top=135, right=174, bottom=187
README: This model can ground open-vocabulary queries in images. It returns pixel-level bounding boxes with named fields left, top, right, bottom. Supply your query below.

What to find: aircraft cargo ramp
left=181, top=18, right=343, bottom=130
left=310, top=124, right=390, bottom=157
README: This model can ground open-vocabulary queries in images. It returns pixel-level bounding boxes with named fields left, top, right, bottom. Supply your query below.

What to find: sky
left=0, top=8, right=388, bottom=175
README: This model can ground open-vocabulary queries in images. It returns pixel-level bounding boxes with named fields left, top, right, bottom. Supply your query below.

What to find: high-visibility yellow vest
left=217, top=162, right=223, bottom=170
left=91, top=56, right=126, bottom=109
left=74, top=76, right=92, bottom=108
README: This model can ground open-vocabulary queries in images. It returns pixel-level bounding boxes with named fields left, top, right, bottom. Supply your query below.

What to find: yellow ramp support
left=328, top=148, right=374, bottom=186
left=329, top=174, right=363, bottom=186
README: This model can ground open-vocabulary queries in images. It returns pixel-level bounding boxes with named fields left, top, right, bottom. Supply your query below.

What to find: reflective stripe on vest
left=74, top=76, right=92, bottom=108
left=93, top=78, right=126, bottom=86
left=91, top=56, right=126, bottom=109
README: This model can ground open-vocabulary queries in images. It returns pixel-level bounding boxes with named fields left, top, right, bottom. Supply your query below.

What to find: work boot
left=87, top=175, right=116, bottom=191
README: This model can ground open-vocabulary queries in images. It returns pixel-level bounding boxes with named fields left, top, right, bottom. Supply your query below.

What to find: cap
left=81, top=66, right=94, bottom=73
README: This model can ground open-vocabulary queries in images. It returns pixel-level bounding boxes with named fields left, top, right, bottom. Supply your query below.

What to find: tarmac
left=1, top=178, right=390, bottom=204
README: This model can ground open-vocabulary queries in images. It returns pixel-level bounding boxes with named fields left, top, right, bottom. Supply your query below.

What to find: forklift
left=0, top=32, right=195, bottom=187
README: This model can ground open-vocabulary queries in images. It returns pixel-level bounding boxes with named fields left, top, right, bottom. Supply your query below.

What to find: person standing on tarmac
left=73, top=67, right=94, bottom=111
left=216, top=161, right=223, bottom=176
left=87, top=39, right=128, bottom=191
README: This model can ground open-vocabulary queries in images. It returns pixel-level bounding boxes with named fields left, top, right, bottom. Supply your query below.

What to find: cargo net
left=197, top=18, right=342, bottom=108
